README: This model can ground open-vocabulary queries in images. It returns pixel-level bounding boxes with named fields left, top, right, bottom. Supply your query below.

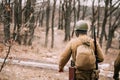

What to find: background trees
left=0, top=0, right=119, bottom=52
left=2, top=0, right=11, bottom=43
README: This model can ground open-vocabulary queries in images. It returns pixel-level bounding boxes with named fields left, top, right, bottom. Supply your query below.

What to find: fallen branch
left=0, top=39, right=13, bottom=72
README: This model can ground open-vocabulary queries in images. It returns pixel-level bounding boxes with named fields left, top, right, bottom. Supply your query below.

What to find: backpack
left=75, top=41, right=96, bottom=70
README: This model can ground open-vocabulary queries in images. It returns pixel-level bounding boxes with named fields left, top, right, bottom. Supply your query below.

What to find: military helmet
left=75, top=20, right=88, bottom=31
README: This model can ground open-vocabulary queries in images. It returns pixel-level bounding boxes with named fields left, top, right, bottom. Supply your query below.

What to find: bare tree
left=0, top=1, right=4, bottom=22
left=64, top=0, right=72, bottom=41
left=58, top=0, right=65, bottom=30
left=106, top=8, right=120, bottom=52
left=77, top=0, right=80, bottom=20
left=38, top=1, right=46, bottom=27
left=45, top=0, right=50, bottom=47
left=21, top=0, right=36, bottom=45
left=106, top=0, right=112, bottom=52
left=99, top=0, right=109, bottom=46
left=81, top=0, right=88, bottom=20
left=13, top=0, right=22, bottom=44
left=71, top=0, right=77, bottom=37
left=97, top=0, right=100, bottom=38
left=90, top=0, right=97, bottom=38
left=58, top=0, right=62, bottom=29
left=23, top=0, right=32, bottom=45
left=27, top=7, right=36, bottom=45
left=51, top=0, right=56, bottom=48
left=3, top=0, right=11, bottom=43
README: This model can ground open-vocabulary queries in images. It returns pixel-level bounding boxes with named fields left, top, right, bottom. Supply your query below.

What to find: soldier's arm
left=96, top=41, right=104, bottom=63
left=59, top=42, right=72, bottom=71
left=114, top=52, right=120, bottom=67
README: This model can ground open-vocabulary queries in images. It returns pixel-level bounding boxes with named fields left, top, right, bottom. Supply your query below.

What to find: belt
left=76, top=68, right=94, bottom=73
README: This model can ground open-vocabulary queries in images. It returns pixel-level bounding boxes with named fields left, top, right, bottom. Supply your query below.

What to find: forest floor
left=0, top=26, right=119, bottom=80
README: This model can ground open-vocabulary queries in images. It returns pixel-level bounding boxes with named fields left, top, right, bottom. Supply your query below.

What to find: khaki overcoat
left=59, top=35, right=104, bottom=80
left=59, top=35, right=104, bottom=70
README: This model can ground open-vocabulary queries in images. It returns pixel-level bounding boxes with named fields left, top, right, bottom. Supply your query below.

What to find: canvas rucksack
left=75, top=41, right=96, bottom=70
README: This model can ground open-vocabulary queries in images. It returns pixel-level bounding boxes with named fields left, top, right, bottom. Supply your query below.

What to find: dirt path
left=0, top=63, right=68, bottom=80
left=0, top=58, right=116, bottom=80
left=0, top=63, right=114, bottom=80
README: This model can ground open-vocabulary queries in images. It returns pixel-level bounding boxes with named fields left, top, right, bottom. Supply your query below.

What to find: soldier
left=113, top=51, right=120, bottom=80
left=58, top=20, right=104, bottom=80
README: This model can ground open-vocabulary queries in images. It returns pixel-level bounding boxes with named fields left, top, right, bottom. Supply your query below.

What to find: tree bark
left=58, top=0, right=62, bottom=29
left=77, top=0, right=80, bottom=20
left=3, top=1, right=11, bottom=43
left=106, top=2, right=120, bottom=52
left=28, top=10, right=35, bottom=45
left=97, top=0, right=100, bottom=38
left=45, top=0, right=50, bottom=47
left=90, top=0, right=97, bottom=38
left=99, top=0, right=109, bottom=47
left=23, top=0, right=31, bottom=45
left=81, top=0, right=87, bottom=20
left=64, top=0, right=72, bottom=41
left=51, top=0, right=56, bottom=48
left=71, top=0, right=77, bottom=37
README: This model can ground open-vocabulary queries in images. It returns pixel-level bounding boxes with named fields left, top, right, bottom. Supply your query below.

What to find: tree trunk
left=24, top=0, right=31, bottom=23
left=64, top=0, right=72, bottom=41
left=61, top=3, right=65, bottom=30
left=82, top=5, right=87, bottom=20
left=58, top=1, right=61, bottom=29
left=3, top=1, right=11, bottom=43
left=77, top=0, right=80, bottom=20
left=17, top=0, right=22, bottom=44
left=41, top=9, right=45, bottom=27
left=23, top=0, right=31, bottom=45
left=97, top=0, right=100, bottom=38
left=27, top=0, right=36, bottom=45
left=91, top=0, right=97, bottom=38
left=106, top=2, right=120, bottom=52
left=28, top=11, right=35, bottom=45
left=51, top=0, right=56, bottom=48
left=99, top=0, right=109, bottom=47
left=71, top=0, right=76, bottom=37
left=38, top=2, right=46, bottom=27
left=13, top=0, right=22, bottom=44
left=45, top=0, right=50, bottom=47
left=106, top=0, right=112, bottom=52
left=58, top=2, right=64, bottom=30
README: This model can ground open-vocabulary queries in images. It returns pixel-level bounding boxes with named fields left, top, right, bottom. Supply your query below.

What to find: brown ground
left=0, top=26, right=119, bottom=80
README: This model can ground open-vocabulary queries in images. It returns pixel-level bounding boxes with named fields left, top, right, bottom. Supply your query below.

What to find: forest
left=0, top=0, right=120, bottom=80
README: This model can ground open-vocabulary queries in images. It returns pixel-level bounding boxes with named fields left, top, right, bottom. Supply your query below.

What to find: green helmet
left=75, top=20, right=88, bottom=31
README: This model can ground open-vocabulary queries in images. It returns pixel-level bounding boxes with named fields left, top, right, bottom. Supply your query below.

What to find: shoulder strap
left=82, top=41, right=90, bottom=47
